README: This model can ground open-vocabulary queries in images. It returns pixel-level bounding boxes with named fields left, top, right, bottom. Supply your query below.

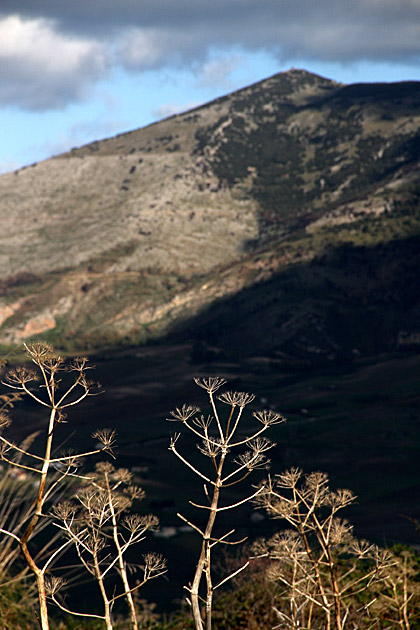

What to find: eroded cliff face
left=1, top=69, right=420, bottom=357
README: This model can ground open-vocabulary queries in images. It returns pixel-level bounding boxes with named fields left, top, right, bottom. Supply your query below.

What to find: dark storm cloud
left=3, top=0, right=420, bottom=60
left=1, top=1, right=419, bottom=110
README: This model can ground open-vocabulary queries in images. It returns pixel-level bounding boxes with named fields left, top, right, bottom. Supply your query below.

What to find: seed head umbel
left=325, top=488, right=355, bottom=509
left=305, top=471, right=329, bottom=491
left=42, top=355, right=64, bottom=373
left=167, top=404, right=200, bottom=422
left=143, top=552, right=167, bottom=575
left=95, top=461, right=115, bottom=475
left=193, top=377, right=227, bottom=393
left=350, top=539, right=376, bottom=558
left=192, top=414, right=213, bottom=430
left=0, top=412, right=11, bottom=431
left=24, top=341, right=54, bottom=363
left=92, top=428, right=117, bottom=453
left=125, top=484, right=145, bottom=502
left=249, top=436, right=275, bottom=454
left=253, top=409, right=286, bottom=426
left=329, top=518, right=353, bottom=545
left=217, top=391, right=255, bottom=407
left=124, top=513, right=159, bottom=533
left=45, top=576, right=66, bottom=597
left=275, top=468, right=302, bottom=489
left=70, top=357, right=91, bottom=372
left=113, top=467, right=132, bottom=484
left=5, top=366, right=38, bottom=387
left=197, top=437, right=223, bottom=458
left=233, top=450, right=268, bottom=471
left=52, top=501, right=77, bottom=521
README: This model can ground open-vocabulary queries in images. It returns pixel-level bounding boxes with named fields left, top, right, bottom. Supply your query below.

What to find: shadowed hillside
left=177, top=235, right=420, bottom=365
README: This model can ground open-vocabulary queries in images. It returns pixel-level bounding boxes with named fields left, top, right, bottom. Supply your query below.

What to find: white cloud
left=151, top=101, right=201, bottom=120
left=0, top=14, right=108, bottom=109
left=196, top=56, right=241, bottom=90
left=113, top=25, right=208, bottom=72
left=115, top=27, right=168, bottom=70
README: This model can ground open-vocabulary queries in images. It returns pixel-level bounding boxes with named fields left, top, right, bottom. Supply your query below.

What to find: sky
left=1, top=1, right=420, bottom=174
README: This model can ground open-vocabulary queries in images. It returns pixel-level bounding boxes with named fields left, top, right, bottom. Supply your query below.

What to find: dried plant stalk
left=255, top=469, right=395, bottom=630
left=167, top=377, right=284, bottom=630
left=0, top=343, right=114, bottom=630
left=52, top=462, right=166, bottom=630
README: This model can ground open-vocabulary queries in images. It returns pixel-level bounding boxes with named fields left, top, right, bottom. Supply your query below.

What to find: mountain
left=1, top=68, right=420, bottom=363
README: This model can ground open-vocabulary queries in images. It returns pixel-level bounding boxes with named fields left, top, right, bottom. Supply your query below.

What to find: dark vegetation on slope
left=176, top=234, right=420, bottom=363
left=194, top=74, right=420, bottom=241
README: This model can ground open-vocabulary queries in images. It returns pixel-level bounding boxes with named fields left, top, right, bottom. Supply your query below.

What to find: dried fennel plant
left=0, top=342, right=115, bottom=630
left=0, top=388, right=68, bottom=610
left=254, top=468, right=395, bottom=630
left=0, top=387, right=38, bottom=587
left=0, top=431, right=74, bottom=604
left=51, top=461, right=166, bottom=630
left=166, top=377, right=284, bottom=630
left=369, top=549, right=420, bottom=630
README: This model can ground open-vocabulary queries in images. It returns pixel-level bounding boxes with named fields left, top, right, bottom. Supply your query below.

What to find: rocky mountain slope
left=1, top=69, right=420, bottom=361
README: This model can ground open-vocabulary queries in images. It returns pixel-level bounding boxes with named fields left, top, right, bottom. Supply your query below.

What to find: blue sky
left=1, top=2, right=420, bottom=174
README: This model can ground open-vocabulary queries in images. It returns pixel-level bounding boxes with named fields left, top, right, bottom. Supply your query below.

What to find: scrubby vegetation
left=0, top=344, right=419, bottom=629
